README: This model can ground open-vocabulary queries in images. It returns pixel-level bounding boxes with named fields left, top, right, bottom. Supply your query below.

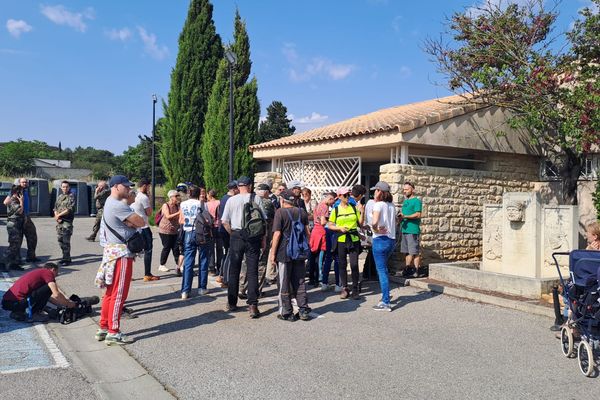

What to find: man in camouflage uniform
left=53, top=181, right=75, bottom=266
left=3, top=178, right=38, bottom=262
left=2, top=185, right=25, bottom=272
left=86, top=180, right=110, bottom=242
left=238, top=183, right=275, bottom=298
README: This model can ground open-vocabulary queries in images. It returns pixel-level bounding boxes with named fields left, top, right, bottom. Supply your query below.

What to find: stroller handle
left=551, top=251, right=571, bottom=288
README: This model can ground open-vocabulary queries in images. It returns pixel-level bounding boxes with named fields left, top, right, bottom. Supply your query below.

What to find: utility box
left=0, top=181, right=12, bottom=217
left=51, top=180, right=90, bottom=216
left=17, top=178, right=51, bottom=216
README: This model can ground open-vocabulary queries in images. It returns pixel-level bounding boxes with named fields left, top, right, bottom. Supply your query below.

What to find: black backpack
left=193, top=202, right=214, bottom=245
left=241, top=193, right=266, bottom=240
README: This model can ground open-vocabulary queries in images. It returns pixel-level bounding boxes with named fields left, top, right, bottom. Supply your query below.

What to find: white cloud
left=399, top=65, right=412, bottom=79
left=392, top=15, right=403, bottom=33
left=40, top=5, right=94, bottom=32
left=283, top=44, right=355, bottom=82
left=137, top=26, right=169, bottom=60
left=105, top=27, right=132, bottom=42
left=295, top=112, right=329, bottom=124
left=6, top=19, right=33, bottom=38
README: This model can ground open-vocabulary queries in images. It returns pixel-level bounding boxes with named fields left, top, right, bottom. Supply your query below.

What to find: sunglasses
left=341, top=193, right=349, bottom=198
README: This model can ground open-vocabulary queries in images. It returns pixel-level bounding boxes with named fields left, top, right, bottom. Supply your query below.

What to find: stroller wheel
left=577, top=340, right=596, bottom=377
left=560, top=326, right=575, bottom=358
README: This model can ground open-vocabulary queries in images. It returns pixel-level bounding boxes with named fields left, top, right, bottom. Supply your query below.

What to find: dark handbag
left=102, top=216, right=146, bottom=253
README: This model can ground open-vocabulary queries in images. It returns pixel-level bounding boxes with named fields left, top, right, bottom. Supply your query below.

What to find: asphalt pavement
left=0, top=217, right=598, bottom=399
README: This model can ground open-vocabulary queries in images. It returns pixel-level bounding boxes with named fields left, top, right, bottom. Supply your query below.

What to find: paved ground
left=0, top=217, right=598, bottom=399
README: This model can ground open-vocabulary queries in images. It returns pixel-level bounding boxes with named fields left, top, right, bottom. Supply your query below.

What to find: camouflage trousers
left=23, top=216, right=37, bottom=259
left=56, top=221, right=73, bottom=261
left=3, top=219, right=24, bottom=267
left=89, top=208, right=103, bottom=240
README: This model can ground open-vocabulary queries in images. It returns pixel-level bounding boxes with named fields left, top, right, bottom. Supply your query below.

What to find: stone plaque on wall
left=482, top=205, right=503, bottom=273
left=541, top=205, right=578, bottom=278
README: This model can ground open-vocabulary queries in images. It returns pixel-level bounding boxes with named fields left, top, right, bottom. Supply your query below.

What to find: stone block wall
left=381, top=156, right=538, bottom=263
left=253, top=171, right=282, bottom=188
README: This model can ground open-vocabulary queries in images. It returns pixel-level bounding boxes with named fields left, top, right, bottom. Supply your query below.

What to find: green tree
left=119, top=135, right=165, bottom=184
left=160, top=0, right=223, bottom=188
left=257, top=101, right=296, bottom=143
left=424, top=0, right=600, bottom=204
left=202, top=10, right=260, bottom=191
left=0, top=140, right=35, bottom=176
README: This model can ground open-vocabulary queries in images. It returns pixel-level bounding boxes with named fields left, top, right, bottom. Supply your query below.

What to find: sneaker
left=372, top=302, right=392, bottom=312
left=85, top=236, right=95, bottom=242
left=9, top=311, right=27, bottom=322
left=277, top=313, right=297, bottom=322
left=351, top=289, right=360, bottom=300
left=298, top=308, right=312, bottom=321
left=198, top=288, right=209, bottom=296
left=320, top=283, right=330, bottom=292
left=95, top=329, right=108, bottom=341
left=181, top=292, right=189, bottom=300
left=334, top=285, right=342, bottom=293
left=104, top=332, right=134, bottom=346
left=340, top=288, right=350, bottom=299
left=28, top=311, right=49, bottom=323
left=158, top=265, right=170, bottom=272
left=143, top=275, right=160, bottom=282
left=225, top=303, right=238, bottom=312
left=59, top=259, right=71, bottom=266
left=238, top=293, right=248, bottom=300
left=249, top=305, right=260, bottom=319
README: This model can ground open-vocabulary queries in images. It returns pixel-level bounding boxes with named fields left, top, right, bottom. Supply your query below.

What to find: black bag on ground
left=48, top=294, right=100, bottom=325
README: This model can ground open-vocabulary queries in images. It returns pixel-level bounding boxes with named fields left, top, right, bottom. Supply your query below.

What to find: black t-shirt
left=272, top=206, right=308, bottom=263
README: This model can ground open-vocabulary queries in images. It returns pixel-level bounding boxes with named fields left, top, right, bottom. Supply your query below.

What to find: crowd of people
left=1, top=175, right=425, bottom=345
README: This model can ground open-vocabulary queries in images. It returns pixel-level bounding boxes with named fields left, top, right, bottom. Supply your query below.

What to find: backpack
left=284, top=208, right=310, bottom=260
left=193, top=202, right=214, bottom=245
left=241, top=193, right=266, bottom=240
left=154, top=208, right=163, bottom=225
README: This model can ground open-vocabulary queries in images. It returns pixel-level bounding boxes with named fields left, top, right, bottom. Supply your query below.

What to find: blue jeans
left=372, top=236, right=395, bottom=304
left=322, top=228, right=339, bottom=285
left=181, top=231, right=211, bottom=294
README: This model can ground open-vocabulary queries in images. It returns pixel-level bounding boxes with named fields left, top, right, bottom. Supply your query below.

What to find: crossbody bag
left=102, top=216, right=146, bottom=253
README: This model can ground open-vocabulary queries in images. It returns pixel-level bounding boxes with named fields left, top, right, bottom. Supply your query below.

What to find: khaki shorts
left=400, top=234, right=420, bottom=255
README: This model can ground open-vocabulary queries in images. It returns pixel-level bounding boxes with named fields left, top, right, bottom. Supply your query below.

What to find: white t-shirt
left=221, top=193, right=265, bottom=230
left=364, top=199, right=376, bottom=226
left=372, top=201, right=396, bottom=239
left=180, top=199, right=202, bottom=232
left=132, top=192, right=150, bottom=229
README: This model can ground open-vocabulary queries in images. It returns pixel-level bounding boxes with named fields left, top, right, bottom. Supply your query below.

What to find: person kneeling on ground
left=1, top=262, right=76, bottom=322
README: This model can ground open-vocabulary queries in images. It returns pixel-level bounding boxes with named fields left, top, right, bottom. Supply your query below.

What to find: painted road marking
left=0, top=274, right=69, bottom=374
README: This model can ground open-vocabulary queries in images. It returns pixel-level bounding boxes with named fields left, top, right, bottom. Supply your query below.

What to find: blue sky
left=0, top=0, right=593, bottom=155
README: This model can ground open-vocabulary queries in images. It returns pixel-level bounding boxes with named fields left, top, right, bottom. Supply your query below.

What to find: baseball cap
left=167, top=190, right=179, bottom=198
left=227, top=180, right=238, bottom=189
left=256, top=183, right=270, bottom=191
left=109, top=175, right=133, bottom=188
left=237, top=176, right=252, bottom=186
left=287, top=180, right=302, bottom=189
left=370, top=181, right=391, bottom=192
left=336, top=187, right=350, bottom=196
left=280, top=189, right=296, bottom=202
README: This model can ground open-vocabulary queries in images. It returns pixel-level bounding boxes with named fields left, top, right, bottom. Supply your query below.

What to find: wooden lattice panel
left=283, top=157, right=361, bottom=198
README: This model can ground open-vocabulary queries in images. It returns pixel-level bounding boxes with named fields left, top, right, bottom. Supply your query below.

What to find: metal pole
left=152, top=95, right=157, bottom=209
left=228, top=63, right=234, bottom=182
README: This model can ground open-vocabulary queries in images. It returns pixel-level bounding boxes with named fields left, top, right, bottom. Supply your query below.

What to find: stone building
left=250, top=94, right=599, bottom=264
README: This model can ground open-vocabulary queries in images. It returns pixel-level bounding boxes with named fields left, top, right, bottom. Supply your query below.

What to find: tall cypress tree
left=160, top=0, right=222, bottom=188
left=202, top=10, right=260, bottom=191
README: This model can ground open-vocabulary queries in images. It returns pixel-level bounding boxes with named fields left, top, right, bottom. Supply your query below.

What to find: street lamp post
left=225, top=50, right=237, bottom=182
left=151, top=94, right=157, bottom=210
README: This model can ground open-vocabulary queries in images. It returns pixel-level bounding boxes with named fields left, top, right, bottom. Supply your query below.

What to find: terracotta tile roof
left=250, top=94, right=487, bottom=150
